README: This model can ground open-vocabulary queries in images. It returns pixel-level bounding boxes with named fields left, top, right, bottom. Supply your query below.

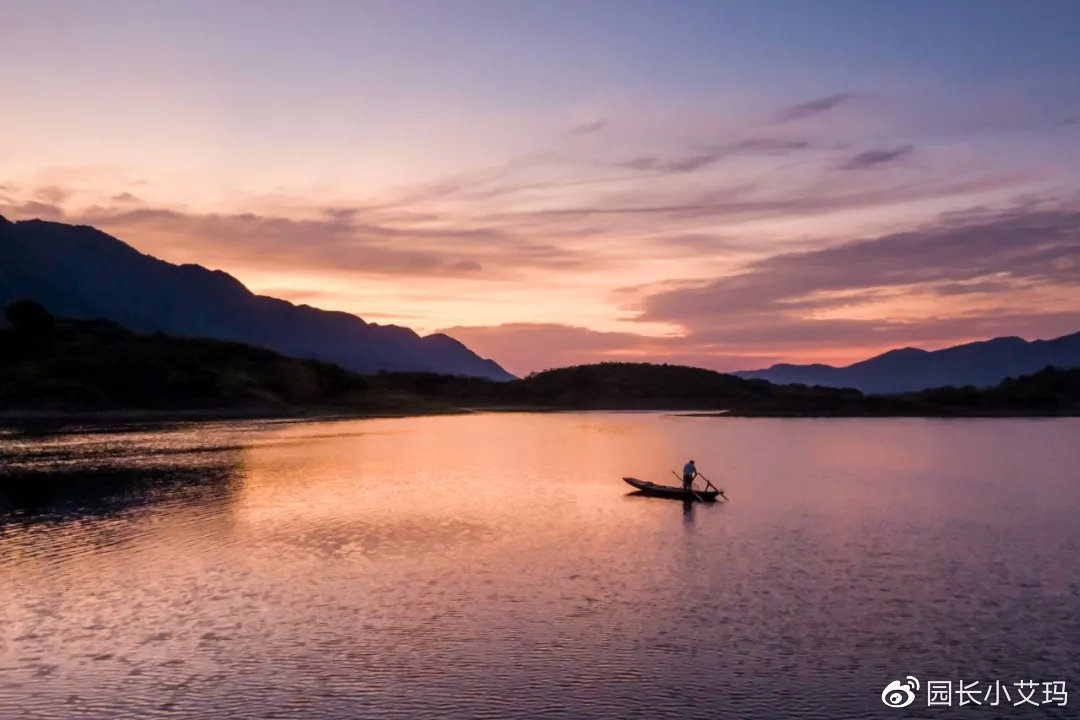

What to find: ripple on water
left=1, top=414, right=1078, bottom=719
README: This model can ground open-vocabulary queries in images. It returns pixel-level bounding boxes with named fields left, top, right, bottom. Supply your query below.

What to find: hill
left=0, top=308, right=867, bottom=416
left=736, top=331, right=1080, bottom=393
left=394, top=362, right=866, bottom=413
left=904, top=366, right=1080, bottom=415
left=2, top=305, right=1077, bottom=418
left=379, top=362, right=1080, bottom=416
left=0, top=301, right=441, bottom=415
left=0, top=215, right=513, bottom=380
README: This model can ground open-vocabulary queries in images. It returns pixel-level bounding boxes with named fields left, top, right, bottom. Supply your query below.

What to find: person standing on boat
left=682, top=460, right=698, bottom=492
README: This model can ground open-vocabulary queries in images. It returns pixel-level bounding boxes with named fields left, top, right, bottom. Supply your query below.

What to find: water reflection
left=0, top=462, right=240, bottom=521
left=0, top=414, right=1077, bottom=720
left=623, top=490, right=699, bottom=525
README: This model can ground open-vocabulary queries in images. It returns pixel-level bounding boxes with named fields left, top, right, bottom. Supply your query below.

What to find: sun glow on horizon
left=2, top=1, right=1079, bottom=374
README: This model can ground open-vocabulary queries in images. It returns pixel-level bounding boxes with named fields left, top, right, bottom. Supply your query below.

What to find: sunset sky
left=2, top=0, right=1079, bottom=375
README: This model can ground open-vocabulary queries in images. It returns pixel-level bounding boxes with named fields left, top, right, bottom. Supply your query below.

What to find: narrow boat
left=622, top=476, right=721, bottom=502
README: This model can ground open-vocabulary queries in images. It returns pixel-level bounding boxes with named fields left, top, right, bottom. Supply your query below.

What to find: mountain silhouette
left=0, top=215, right=514, bottom=380
left=736, top=332, right=1080, bottom=393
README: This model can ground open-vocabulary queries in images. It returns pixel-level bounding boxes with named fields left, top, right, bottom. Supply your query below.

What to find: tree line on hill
left=0, top=300, right=438, bottom=415
left=2, top=301, right=1078, bottom=418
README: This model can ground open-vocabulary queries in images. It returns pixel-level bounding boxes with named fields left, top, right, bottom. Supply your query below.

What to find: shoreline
left=2, top=404, right=1077, bottom=431
left=0, top=405, right=468, bottom=431
left=682, top=408, right=1080, bottom=418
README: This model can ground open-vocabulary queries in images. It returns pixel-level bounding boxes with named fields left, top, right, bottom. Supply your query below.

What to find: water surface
left=1, top=413, right=1077, bottom=718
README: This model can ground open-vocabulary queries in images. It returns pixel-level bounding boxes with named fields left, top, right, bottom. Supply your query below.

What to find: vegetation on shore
left=378, top=363, right=1080, bottom=416
left=0, top=301, right=444, bottom=415
left=2, top=302, right=1078, bottom=419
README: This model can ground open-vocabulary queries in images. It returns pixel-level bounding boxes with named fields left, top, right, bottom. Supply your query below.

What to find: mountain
left=735, top=332, right=1080, bottom=393
left=376, top=362, right=869, bottom=414
left=0, top=301, right=444, bottom=413
left=285, top=361, right=1080, bottom=416
left=4, top=305, right=1078, bottom=418
left=0, top=215, right=514, bottom=380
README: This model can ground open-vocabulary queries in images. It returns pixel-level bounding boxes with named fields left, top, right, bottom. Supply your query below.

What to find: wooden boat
left=622, top=476, right=721, bottom=502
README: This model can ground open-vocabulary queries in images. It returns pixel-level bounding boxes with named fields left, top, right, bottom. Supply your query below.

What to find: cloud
left=451, top=259, right=483, bottom=272
left=654, top=234, right=747, bottom=253
left=440, top=307, right=1080, bottom=375
left=614, top=137, right=811, bottom=175
left=730, top=137, right=812, bottom=154
left=2, top=73, right=1077, bottom=379
left=571, top=120, right=607, bottom=135
left=617, top=152, right=724, bottom=173
left=438, top=322, right=769, bottom=375
left=56, top=204, right=590, bottom=279
left=931, top=280, right=1015, bottom=296
left=775, top=93, right=857, bottom=123
left=0, top=200, right=65, bottom=221
left=642, top=205, right=1080, bottom=319
left=489, top=173, right=1020, bottom=225
left=840, top=145, right=915, bottom=170
left=4, top=174, right=1075, bottom=375
left=35, top=186, right=71, bottom=204
left=633, top=204, right=1080, bottom=352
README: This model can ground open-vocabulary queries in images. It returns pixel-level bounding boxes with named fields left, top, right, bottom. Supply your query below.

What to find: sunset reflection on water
left=2, top=413, right=1078, bottom=719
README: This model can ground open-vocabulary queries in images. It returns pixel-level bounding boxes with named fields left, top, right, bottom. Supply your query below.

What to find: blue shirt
left=683, top=462, right=696, bottom=477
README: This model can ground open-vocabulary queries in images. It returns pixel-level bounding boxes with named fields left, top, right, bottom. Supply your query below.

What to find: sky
left=2, top=0, right=1079, bottom=375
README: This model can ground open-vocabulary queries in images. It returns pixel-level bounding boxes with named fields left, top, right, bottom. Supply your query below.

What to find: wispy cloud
left=730, top=137, right=812, bottom=154
left=487, top=174, right=1020, bottom=225
left=57, top=204, right=591, bottom=279
left=0, top=200, right=64, bottom=221
left=775, top=92, right=857, bottom=123
left=437, top=322, right=656, bottom=374
left=438, top=321, right=782, bottom=375
left=3, top=78, right=1077, bottom=374
left=642, top=206, right=1080, bottom=319
left=840, top=145, right=915, bottom=170
left=616, top=152, right=724, bottom=173
left=571, top=120, right=607, bottom=135
left=613, top=137, right=811, bottom=175
left=629, top=203, right=1080, bottom=357
left=34, top=186, right=71, bottom=204
left=440, top=309, right=1080, bottom=375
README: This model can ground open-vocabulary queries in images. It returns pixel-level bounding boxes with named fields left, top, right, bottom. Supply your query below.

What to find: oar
left=671, top=470, right=705, bottom=503
left=697, top=472, right=728, bottom=500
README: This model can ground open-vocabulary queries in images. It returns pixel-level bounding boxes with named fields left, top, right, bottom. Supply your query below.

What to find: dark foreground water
left=1, top=413, right=1077, bottom=719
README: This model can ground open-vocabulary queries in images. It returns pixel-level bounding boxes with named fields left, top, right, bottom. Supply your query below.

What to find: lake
left=1, top=413, right=1077, bottom=719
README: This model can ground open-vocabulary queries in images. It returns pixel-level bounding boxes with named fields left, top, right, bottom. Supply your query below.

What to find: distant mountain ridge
left=736, top=332, right=1080, bottom=393
left=0, top=215, right=514, bottom=380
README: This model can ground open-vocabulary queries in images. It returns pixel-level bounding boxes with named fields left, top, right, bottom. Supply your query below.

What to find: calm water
left=1, top=413, right=1077, bottom=719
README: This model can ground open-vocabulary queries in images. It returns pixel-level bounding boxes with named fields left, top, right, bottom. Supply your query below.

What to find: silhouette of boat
left=622, top=476, right=721, bottom=502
